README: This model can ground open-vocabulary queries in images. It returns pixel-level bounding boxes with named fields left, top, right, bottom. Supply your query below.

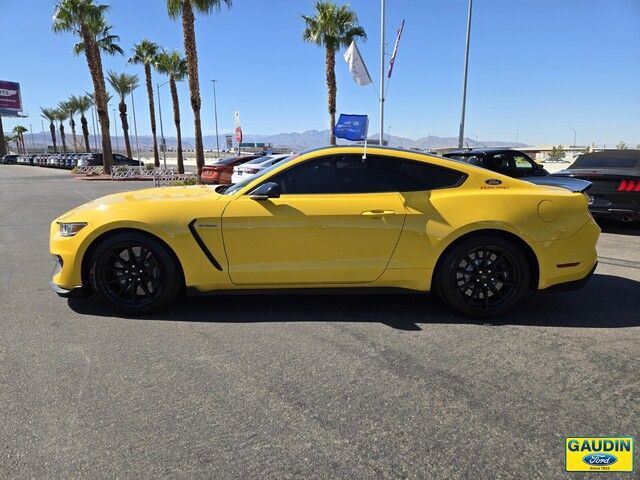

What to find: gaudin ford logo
left=565, top=437, right=633, bottom=472
left=485, top=179, right=502, bottom=185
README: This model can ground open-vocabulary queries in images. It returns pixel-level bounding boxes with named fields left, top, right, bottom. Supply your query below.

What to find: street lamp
left=112, top=108, right=119, bottom=153
left=211, top=79, right=220, bottom=158
left=157, top=81, right=169, bottom=169
left=130, top=87, right=140, bottom=159
left=458, top=0, right=473, bottom=148
left=570, top=128, right=577, bottom=147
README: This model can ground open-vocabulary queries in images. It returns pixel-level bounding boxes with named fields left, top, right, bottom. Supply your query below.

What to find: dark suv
left=1, top=154, right=18, bottom=164
left=443, top=148, right=548, bottom=178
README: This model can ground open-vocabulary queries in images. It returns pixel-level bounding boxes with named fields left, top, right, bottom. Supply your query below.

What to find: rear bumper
left=534, top=220, right=600, bottom=290
left=539, top=262, right=597, bottom=293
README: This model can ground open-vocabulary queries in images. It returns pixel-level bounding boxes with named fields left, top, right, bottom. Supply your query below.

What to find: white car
left=231, top=154, right=290, bottom=184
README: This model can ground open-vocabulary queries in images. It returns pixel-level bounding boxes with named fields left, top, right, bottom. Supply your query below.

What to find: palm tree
left=52, top=0, right=122, bottom=174
left=129, top=40, right=160, bottom=166
left=54, top=108, right=69, bottom=153
left=155, top=50, right=188, bottom=173
left=167, top=0, right=232, bottom=179
left=12, top=126, right=28, bottom=154
left=60, top=98, right=79, bottom=152
left=41, top=107, right=58, bottom=152
left=72, top=95, right=93, bottom=151
left=107, top=71, right=139, bottom=159
left=302, top=2, right=366, bottom=145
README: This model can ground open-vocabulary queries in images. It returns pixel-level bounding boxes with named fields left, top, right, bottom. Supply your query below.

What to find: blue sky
left=1, top=0, right=639, bottom=146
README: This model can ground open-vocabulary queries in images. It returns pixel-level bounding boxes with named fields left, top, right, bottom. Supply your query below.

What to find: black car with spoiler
left=443, top=148, right=549, bottom=178
left=552, top=150, right=640, bottom=222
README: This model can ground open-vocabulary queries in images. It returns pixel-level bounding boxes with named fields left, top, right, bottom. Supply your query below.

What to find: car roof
left=444, top=148, right=520, bottom=155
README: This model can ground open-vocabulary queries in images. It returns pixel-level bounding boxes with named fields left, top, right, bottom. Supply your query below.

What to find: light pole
left=157, top=81, right=169, bottom=168
left=29, top=124, right=35, bottom=152
left=131, top=87, right=140, bottom=159
left=112, top=108, right=119, bottom=153
left=211, top=80, right=220, bottom=158
left=570, top=128, right=577, bottom=147
left=458, top=0, right=473, bottom=148
left=379, top=0, right=386, bottom=146
left=41, top=119, right=46, bottom=153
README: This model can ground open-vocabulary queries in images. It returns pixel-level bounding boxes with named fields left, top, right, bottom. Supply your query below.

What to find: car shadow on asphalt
left=67, top=274, right=640, bottom=330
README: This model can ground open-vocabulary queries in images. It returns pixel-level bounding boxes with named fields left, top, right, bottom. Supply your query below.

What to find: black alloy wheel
left=90, top=232, right=182, bottom=314
left=437, top=235, right=530, bottom=317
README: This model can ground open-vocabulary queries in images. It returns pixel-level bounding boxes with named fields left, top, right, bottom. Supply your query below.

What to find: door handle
left=362, top=210, right=396, bottom=216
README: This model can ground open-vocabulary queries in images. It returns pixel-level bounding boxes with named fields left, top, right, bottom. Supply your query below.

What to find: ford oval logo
left=582, top=453, right=617, bottom=466
left=485, top=179, right=502, bottom=185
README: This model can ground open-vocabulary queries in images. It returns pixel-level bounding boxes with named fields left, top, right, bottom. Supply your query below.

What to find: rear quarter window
left=397, top=159, right=467, bottom=191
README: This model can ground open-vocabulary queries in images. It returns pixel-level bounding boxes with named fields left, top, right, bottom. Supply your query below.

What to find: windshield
left=222, top=154, right=296, bottom=195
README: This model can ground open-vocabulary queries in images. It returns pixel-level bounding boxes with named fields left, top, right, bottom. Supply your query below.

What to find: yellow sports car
left=50, top=146, right=599, bottom=317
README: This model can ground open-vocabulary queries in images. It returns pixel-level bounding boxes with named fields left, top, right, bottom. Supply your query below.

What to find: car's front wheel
left=89, top=232, right=182, bottom=315
left=436, top=235, right=530, bottom=317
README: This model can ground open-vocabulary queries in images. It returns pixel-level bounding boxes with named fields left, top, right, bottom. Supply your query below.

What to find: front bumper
left=49, top=255, right=85, bottom=297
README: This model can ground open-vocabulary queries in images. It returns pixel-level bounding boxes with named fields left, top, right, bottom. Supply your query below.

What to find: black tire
left=436, top=235, right=531, bottom=317
left=89, top=231, right=182, bottom=315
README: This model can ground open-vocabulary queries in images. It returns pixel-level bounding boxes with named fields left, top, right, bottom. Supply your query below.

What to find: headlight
left=58, top=222, right=87, bottom=237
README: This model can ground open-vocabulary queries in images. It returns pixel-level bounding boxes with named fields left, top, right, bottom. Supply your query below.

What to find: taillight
left=617, top=180, right=640, bottom=192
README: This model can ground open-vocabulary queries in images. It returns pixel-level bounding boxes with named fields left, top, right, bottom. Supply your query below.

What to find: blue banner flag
left=333, top=114, right=369, bottom=142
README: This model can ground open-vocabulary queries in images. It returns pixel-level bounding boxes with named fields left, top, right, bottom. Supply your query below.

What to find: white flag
left=344, top=41, right=372, bottom=86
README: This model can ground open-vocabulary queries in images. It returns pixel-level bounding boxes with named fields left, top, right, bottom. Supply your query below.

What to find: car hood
left=55, top=185, right=223, bottom=222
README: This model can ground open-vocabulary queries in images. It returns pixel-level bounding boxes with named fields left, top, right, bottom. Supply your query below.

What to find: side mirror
left=249, top=182, right=280, bottom=200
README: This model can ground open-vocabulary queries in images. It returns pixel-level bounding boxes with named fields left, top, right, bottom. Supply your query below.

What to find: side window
left=513, top=154, right=534, bottom=172
left=269, top=155, right=337, bottom=194
left=268, top=154, right=465, bottom=194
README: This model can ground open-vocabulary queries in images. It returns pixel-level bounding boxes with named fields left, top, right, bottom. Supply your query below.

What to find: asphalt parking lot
left=1, top=164, right=638, bottom=479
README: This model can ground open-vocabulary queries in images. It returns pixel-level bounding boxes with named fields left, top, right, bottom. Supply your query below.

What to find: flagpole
left=379, top=0, right=385, bottom=146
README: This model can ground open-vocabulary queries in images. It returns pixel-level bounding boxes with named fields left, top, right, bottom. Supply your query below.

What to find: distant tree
left=60, top=98, right=79, bottom=152
left=53, top=0, right=122, bottom=173
left=302, top=1, right=367, bottom=146
left=3, top=135, right=13, bottom=154
left=41, top=107, right=58, bottom=152
left=167, top=0, right=233, bottom=179
left=616, top=141, right=627, bottom=150
left=129, top=40, right=160, bottom=166
left=107, top=71, right=139, bottom=158
left=12, top=126, right=28, bottom=153
left=155, top=49, right=188, bottom=173
left=549, top=145, right=565, bottom=161
left=72, top=94, right=93, bottom=151
left=53, top=108, right=68, bottom=153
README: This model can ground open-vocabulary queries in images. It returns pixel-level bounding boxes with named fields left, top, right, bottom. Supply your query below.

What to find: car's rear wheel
left=436, top=235, right=530, bottom=317
left=89, top=232, right=182, bottom=315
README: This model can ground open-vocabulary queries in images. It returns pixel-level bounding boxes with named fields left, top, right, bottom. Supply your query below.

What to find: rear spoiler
left=521, top=176, right=592, bottom=193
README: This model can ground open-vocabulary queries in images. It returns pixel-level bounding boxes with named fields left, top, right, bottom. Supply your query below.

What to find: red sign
left=235, top=127, right=243, bottom=144
left=0, top=80, right=22, bottom=116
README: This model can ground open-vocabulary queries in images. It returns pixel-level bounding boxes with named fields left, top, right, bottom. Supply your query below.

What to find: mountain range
left=15, top=130, right=526, bottom=152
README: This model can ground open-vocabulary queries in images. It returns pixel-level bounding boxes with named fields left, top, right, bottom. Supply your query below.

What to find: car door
left=221, top=154, right=406, bottom=286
